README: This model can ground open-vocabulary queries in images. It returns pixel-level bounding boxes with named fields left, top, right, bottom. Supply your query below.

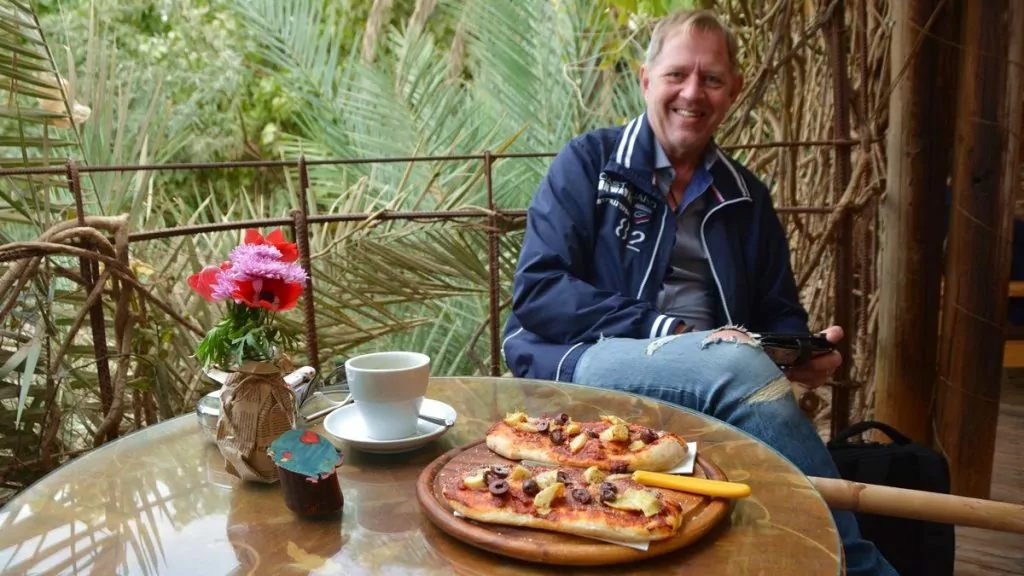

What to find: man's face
left=641, top=27, right=743, bottom=164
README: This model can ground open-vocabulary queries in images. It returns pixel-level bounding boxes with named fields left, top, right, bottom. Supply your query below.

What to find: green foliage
left=1, top=0, right=857, bottom=519
left=609, top=0, right=700, bottom=17
left=220, top=0, right=656, bottom=377
left=193, top=303, right=294, bottom=369
left=38, top=0, right=284, bottom=161
left=0, top=0, right=657, bottom=469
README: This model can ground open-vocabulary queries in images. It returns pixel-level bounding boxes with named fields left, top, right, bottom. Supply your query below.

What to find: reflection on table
left=0, top=377, right=841, bottom=575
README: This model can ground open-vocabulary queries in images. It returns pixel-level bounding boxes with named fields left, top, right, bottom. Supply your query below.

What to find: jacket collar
left=603, top=114, right=658, bottom=196
left=652, top=137, right=719, bottom=172
left=707, top=145, right=752, bottom=202
left=605, top=114, right=751, bottom=203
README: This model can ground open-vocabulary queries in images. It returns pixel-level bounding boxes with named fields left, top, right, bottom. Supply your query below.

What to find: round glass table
left=0, top=377, right=841, bottom=575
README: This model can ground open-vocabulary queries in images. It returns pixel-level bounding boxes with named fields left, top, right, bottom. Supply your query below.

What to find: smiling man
left=502, top=9, right=896, bottom=576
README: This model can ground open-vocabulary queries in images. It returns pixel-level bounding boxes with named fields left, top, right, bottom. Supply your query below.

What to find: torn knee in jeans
left=700, top=325, right=761, bottom=349
left=743, top=375, right=793, bottom=404
left=644, top=334, right=683, bottom=356
left=697, top=327, right=790, bottom=405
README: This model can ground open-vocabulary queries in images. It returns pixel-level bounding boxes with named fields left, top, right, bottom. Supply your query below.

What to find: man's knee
left=700, top=325, right=757, bottom=347
left=698, top=325, right=794, bottom=405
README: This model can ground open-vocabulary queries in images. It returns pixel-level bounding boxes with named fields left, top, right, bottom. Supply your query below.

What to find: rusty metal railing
left=1, top=136, right=863, bottom=439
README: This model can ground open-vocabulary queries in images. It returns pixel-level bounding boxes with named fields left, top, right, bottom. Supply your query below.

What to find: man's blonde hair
left=645, top=10, right=740, bottom=73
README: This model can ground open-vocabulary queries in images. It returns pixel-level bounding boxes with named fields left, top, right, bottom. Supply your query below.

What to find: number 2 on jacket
left=615, top=217, right=646, bottom=252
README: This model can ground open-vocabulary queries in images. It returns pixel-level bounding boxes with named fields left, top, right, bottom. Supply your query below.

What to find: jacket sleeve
left=511, top=139, right=684, bottom=344
left=753, top=190, right=811, bottom=333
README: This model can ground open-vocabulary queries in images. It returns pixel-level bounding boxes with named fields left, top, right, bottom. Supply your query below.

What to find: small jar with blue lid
left=268, top=429, right=344, bottom=518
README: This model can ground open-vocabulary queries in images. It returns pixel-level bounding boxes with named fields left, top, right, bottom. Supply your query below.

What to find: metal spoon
left=418, top=413, right=455, bottom=428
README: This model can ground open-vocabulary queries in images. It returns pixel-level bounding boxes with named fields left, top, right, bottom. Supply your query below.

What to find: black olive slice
left=550, top=429, right=566, bottom=444
left=488, top=479, right=510, bottom=496
left=571, top=488, right=592, bottom=504
left=639, top=428, right=658, bottom=444
left=522, top=478, right=540, bottom=496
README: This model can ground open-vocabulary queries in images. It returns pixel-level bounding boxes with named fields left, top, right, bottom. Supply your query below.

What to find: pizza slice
left=441, top=461, right=687, bottom=543
left=485, top=412, right=688, bottom=473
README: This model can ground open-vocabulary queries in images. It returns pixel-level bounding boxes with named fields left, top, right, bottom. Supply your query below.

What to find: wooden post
left=935, top=0, right=1024, bottom=498
left=873, top=0, right=959, bottom=443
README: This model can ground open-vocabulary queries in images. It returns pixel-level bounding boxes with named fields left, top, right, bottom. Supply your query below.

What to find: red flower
left=232, top=277, right=304, bottom=311
left=188, top=262, right=231, bottom=302
left=245, top=228, right=298, bottom=262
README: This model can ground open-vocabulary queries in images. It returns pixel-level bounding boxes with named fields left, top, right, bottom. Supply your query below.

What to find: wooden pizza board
left=415, top=440, right=731, bottom=566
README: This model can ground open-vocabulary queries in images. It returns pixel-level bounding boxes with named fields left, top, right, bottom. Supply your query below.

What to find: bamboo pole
left=811, top=476, right=1024, bottom=534
left=872, top=0, right=958, bottom=444
left=935, top=0, right=1024, bottom=498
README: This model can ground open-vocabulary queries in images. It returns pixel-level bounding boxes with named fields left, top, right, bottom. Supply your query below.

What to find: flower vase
left=215, top=359, right=297, bottom=483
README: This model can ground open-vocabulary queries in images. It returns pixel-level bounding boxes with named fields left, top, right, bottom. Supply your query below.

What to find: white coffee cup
left=344, top=351, right=431, bottom=441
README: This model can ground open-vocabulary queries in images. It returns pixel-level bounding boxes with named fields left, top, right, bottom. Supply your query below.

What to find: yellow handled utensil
left=632, top=470, right=751, bottom=499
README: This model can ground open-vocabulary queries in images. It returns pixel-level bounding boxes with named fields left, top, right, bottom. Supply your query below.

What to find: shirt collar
left=653, top=139, right=720, bottom=172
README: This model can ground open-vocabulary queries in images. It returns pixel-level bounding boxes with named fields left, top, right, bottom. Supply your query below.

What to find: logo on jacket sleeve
left=596, top=172, right=632, bottom=218
left=597, top=172, right=657, bottom=253
left=633, top=203, right=652, bottom=225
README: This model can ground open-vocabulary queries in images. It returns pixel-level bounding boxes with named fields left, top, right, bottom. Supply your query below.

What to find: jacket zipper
left=636, top=208, right=668, bottom=298
left=700, top=197, right=751, bottom=326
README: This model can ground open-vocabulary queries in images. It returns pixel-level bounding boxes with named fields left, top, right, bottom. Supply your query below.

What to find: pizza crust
left=485, top=429, right=522, bottom=459
left=446, top=498, right=682, bottom=543
left=622, top=439, right=687, bottom=471
left=485, top=422, right=688, bottom=472
left=442, top=461, right=686, bottom=543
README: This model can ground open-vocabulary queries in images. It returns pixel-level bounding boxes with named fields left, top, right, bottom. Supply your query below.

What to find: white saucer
left=322, top=398, right=457, bottom=454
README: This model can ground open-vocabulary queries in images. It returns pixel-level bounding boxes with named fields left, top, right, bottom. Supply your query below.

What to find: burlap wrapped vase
left=215, top=359, right=296, bottom=483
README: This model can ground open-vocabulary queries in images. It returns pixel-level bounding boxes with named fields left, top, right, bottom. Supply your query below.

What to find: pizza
left=441, top=460, right=687, bottom=542
left=485, top=412, right=688, bottom=473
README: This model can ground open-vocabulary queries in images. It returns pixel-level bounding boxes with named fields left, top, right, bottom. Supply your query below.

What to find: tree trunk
left=873, top=0, right=958, bottom=443
left=935, top=0, right=1024, bottom=499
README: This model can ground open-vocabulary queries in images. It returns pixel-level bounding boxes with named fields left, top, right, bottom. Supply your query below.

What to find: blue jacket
left=502, top=113, right=809, bottom=382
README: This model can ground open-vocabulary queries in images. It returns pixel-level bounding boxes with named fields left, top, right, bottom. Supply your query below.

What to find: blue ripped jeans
left=572, top=329, right=898, bottom=576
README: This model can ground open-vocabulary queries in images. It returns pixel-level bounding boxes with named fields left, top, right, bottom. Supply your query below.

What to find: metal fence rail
left=1, top=139, right=862, bottom=439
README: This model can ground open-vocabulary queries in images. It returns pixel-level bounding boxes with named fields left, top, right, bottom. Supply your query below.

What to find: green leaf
left=0, top=78, right=59, bottom=99
left=0, top=36, right=50, bottom=61
left=610, top=0, right=639, bottom=12
left=0, top=340, right=33, bottom=379
left=0, top=20, right=47, bottom=48
left=16, top=336, right=42, bottom=427
left=0, top=107, right=65, bottom=121
left=0, top=136, right=77, bottom=147
left=0, top=58, right=59, bottom=81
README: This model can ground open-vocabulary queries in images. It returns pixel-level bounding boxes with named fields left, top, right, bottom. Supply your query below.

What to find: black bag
left=827, top=420, right=955, bottom=576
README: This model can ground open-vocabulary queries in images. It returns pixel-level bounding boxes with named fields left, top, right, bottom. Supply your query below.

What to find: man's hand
left=784, top=325, right=844, bottom=390
left=673, top=322, right=694, bottom=334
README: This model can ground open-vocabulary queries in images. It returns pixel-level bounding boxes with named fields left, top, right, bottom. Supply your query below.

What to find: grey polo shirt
left=652, top=141, right=718, bottom=332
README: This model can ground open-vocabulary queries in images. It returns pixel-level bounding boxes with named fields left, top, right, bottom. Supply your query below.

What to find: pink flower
left=227, top=244, right=308, bottom=285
